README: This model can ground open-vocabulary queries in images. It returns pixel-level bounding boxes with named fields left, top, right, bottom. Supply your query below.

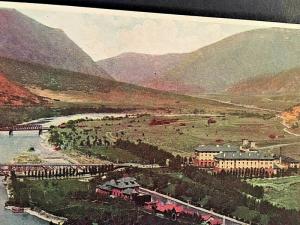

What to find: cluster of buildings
left=96, top=177, right=223, bottom=225
left=193, top=139, right=299, bottom=176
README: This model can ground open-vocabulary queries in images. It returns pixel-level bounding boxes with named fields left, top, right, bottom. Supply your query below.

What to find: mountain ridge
left=161, top=27, right=300, bottom=92
left=0, top=8, right=112, bottom=80
left=99, top=27, right=300, bottom=94
left=98, top=52, right=185, bottom=84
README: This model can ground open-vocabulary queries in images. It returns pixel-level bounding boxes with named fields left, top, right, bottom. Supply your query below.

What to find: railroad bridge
left=0, top=124, right=50, bottom=135
left=0, top=163, right=129, bottom=178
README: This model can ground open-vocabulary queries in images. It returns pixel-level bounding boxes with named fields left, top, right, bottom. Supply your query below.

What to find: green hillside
left=228, top=67, right=300, bottom=95
left=0, top=56, right=129, bottom=93
left=162, top=28, right=300, bottom=92
left=0, top=57, right=238, bottom=114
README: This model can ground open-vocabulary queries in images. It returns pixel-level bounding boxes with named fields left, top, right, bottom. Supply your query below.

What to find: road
left=278, top=117, right=300, bottom=137
left=257, top=142, right=300, bottom=150
left=198, top=96, right=282, bottom=113
left=283, top=128, right=300, bottom=137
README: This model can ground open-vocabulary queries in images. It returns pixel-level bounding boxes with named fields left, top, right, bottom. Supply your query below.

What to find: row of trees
left=216, top=167, right=299, bottom=178
left=19, top=165, right=114, bottom=179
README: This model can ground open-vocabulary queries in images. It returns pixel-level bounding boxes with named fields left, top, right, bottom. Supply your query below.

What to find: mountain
left=227, top=68, right=300, bottom=95
left=100, top=28, right=300, bottom=94
left=161, top=28, right=300, bottom=93
left=97, top=52, right=184, bottom=84
left=0, top=8, right=112, bottom=79
left=0, top=72, right=44, bottom=106
left=1, top=56, right=223, bottom=111
left=97, top=52, right=205, bottom=94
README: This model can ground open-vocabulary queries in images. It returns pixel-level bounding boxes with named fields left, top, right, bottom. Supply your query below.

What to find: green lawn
left=248, top=176, right=300, bottom=210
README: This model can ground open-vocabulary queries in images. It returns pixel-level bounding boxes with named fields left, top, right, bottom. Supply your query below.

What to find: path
left=257, top=142, right=300, bottom=150
left=105, top=131, right=117, bottom=143
left=283, top=128, right=300, bottom=137
left=278, top=117, right=300, bottom=137
left=199, top=96, right=282, bottom=113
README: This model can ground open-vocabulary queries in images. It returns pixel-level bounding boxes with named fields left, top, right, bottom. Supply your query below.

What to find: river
left=0, top=113, right=126, bottom=225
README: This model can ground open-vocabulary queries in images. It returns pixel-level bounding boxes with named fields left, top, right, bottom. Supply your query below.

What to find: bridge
left=0, top=163, right=143, bottom=178
left=0, top=124, right=50, bottom=135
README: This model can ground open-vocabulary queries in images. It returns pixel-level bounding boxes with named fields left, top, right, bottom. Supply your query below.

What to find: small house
left=96, top=177, right=140, bottom=200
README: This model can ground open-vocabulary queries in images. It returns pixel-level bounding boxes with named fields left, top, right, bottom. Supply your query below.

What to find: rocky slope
left=0, top=72, right=43, bottom=106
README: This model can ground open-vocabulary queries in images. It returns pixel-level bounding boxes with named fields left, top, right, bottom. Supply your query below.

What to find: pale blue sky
left=2, top=2, right=295, bottom=61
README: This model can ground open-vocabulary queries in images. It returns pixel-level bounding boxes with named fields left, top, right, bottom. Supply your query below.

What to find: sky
left=1, top=2, right=299, bottom=61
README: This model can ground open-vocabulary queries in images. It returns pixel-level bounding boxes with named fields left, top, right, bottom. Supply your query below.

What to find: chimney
left=242, top=139, right=249, bottom=146
left=250, top=141, right=256, bottom=149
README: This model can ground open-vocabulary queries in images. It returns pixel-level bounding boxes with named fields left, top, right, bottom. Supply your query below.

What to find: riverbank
left=39, top=132, right=79, bottom=164
left=5, top=206, right=67, bottom=225
left=10, top=112, right=128, bottom=165
left=2, top=177, right=59, bottom=225
left=0, top=113, right=131, bottom=225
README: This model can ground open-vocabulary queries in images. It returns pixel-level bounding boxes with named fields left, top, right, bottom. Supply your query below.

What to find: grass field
left=78, top=114, right=296, bottom=155
left=51, top=113, right=299, bottom=157
left=248, top=176, right=300, bottom=210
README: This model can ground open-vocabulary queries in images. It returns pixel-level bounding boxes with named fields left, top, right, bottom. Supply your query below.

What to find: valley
left=0, top=4, right=300, bottom=225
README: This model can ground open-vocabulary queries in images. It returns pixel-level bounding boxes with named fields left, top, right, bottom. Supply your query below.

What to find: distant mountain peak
left=0, top=8, right=112, bottom=80
left=98, top=27, right=300, bottom=95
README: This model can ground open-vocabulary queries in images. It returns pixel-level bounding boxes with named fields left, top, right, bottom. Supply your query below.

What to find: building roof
left=111, top=177, right=140, bottom=189
left=194, top=145, right=239, bottom=153
left=97, top=182, right=113, bottom=191
left=281, top=155, right=300, bottom=163
left=215, top=151, right=274, bottom=160
left=123, top=188, right=138, bottom=195
left=155, top=202, right=184, bottom=213
left=96, top=177, right=140, bottom=191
